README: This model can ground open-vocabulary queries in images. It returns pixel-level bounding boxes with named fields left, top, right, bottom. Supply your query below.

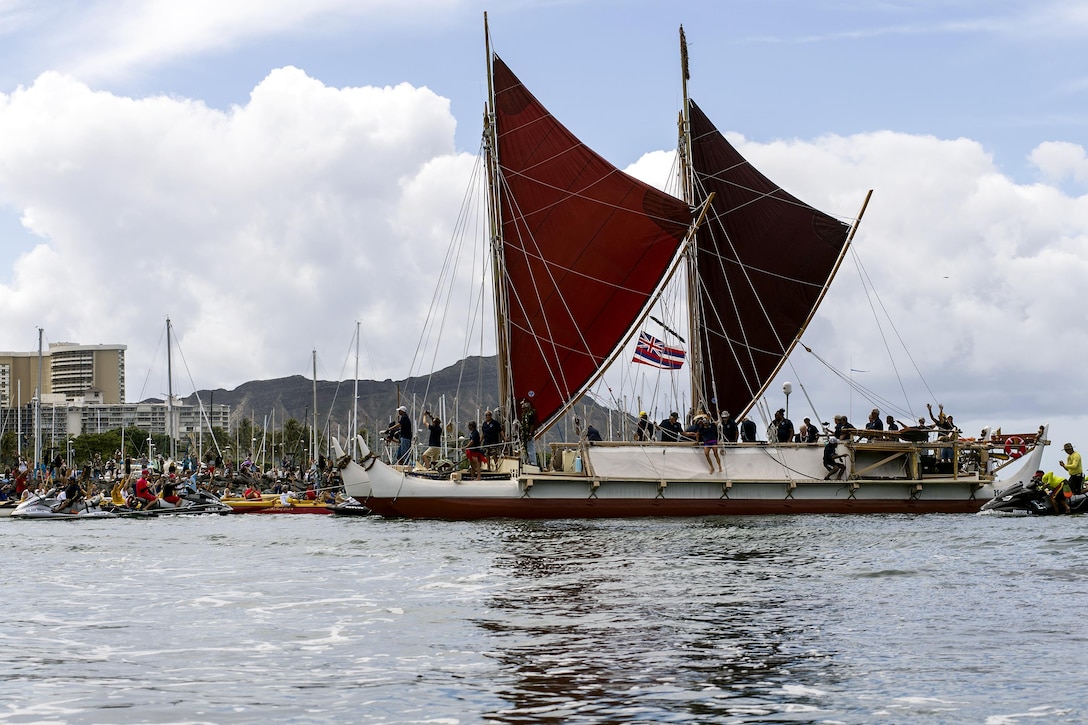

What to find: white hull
left=336, top=430, right=1048, bottom=520
left=11, top=495, right=118, bottom=519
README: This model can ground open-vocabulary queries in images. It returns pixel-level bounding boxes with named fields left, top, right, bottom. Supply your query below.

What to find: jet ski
left=12, top=485, right=232, bottom=519
left=117, top=485, right=234, bottom=516
left=981, top=476, right=1088, bottom=516
left=330, top=497, right=372, bottom=516
left=11, top=491, right=119, bottom=519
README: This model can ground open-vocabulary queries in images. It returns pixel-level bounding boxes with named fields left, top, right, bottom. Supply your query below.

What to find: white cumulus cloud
left=0, top=66, right=470, bottom=390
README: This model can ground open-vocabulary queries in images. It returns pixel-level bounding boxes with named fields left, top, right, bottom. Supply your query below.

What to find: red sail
left=492, top=56, right=692, bottom=427
left=688, top=100, right=850, bottom=418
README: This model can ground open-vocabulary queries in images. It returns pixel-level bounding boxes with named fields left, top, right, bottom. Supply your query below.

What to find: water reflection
left=6, top=513, right=1069, bottom=722
left=476, top=519, right=842, bottom=723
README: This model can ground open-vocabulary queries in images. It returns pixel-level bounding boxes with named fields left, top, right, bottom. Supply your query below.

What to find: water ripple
left=2, top=514, right=1088, bottom=722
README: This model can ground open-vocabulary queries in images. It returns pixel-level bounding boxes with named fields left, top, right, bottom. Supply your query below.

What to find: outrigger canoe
left=221, top=493, right=332, bottom=514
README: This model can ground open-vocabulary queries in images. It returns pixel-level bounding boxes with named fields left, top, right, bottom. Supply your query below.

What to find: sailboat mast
left=483, top=11, right=514, bottom=435
left=166, top=316, right=176, bottom=461
left=34, top=327, right=42, bottom=481
left=353, top=320, right=360, bottom=458
left=312, top=349, right=318, bottom=466
left=678, top=26, right=704, bottom=415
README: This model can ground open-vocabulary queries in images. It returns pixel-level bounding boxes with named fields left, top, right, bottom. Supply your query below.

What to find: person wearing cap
left=658, top=412, right=683, bottom=442
left=739, top=415, right=757, bottom=443
left=1060, top=443, right=1083, bottom=494
left=134, top=469, right=157, bottom=509
left=720, top=411, right=739, bottom=443
left=635, top=411, right=654, bottom=442
left=386, top=405, right=413, bottom=466
left=464, top=420, right=486, bottom=480
left=823, top=437, right=847, bottom=480
left=480, top=410, right=504, bottom=469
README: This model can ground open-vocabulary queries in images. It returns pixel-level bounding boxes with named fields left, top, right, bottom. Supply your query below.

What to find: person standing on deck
left=465, top=421, right=485, bottom=480
left=774, top=409, right=794, bottom=444
left=658, top=412, right=683, bottom=442
left=480, top=410, right=504, bottom=468
left=519, top=399, right=538, bottom=467
left=387, top=405, right=413, bottom=465
left=1060, top=443, right=1084, bottom=494
left=927, top=403, right=957, bottom=464
left=721, top=412, right=739, bottom=443
left=768, top=409, right=783, bottom=442
left=635, top=412, right=654, bottom=442
left=833, top=415, right=856, bottom=440
left=739, top=416, right=757, bottom=443
left=421, top=411, right=443, bottom=469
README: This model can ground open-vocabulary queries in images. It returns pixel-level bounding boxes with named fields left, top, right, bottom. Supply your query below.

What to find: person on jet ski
left=134, top=470, right=157, bottom=509
left=1060, top=443, right=1084, bottom=495
left=1040, top=471, right=1071, bottom=514
left=53, top=477, right=86, bottom=514
left=110, top=477, right=128, bottom=506
left=160, top=481, right=182, bottom=507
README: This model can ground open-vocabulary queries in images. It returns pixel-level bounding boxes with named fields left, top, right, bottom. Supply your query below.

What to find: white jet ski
left=11, top=492, right=118, bottom=519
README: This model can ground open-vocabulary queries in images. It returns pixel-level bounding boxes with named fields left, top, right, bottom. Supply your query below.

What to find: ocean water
left=1, top=512, right=1085, bottom=724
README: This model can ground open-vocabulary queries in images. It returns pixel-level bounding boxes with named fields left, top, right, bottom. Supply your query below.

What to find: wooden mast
left=483, top=12, right=514, bottom=437
left=166, top=316, right=176, bottom=461
left=678, top=26, right=704, bottom=417
left=311, top=349, right=318, bottom=466
left=352, top=320, right=360, bottom=458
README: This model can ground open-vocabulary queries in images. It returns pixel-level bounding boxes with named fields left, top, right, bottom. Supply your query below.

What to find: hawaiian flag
left=632, top=331, right=685, bottom=370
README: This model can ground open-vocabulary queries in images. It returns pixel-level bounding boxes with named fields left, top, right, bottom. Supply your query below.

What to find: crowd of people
left=371, top=399, right=1070, bottom=492
left=385, top=401, right=527, bottom=479
left=0, top=447, right=345, bottom=509
left=619, top=403, right=994, bottom=481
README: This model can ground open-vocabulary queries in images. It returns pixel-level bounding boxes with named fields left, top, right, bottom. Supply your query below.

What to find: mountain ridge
left=181, top=355, right=504, bottom=433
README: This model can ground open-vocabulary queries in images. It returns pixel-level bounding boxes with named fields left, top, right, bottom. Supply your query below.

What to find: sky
left=0, top=0, right=1086, bottom=463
